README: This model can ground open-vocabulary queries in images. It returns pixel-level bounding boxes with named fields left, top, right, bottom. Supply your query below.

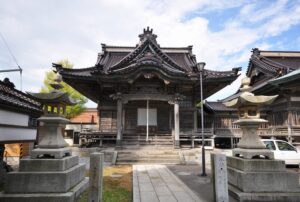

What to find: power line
left=0, top=32, right=23, bottom=90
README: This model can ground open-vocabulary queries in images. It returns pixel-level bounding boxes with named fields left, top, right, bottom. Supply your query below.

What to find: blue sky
left=0, top=0, right=300, bottom=107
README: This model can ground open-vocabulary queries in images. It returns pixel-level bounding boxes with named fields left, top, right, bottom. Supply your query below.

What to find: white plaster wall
left=0, top=109, right=29, bottom=126
left=0, top=127, right=37, bottom=142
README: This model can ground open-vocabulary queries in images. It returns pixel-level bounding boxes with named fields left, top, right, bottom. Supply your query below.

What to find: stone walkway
left=133, top=164, right=202, bottom=202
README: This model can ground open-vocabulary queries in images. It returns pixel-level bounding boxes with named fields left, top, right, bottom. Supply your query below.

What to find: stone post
left=174, top=102, right=180, bottom=148
left=116, top=99, right=123, bottom=147
left=211, top=153, right=228, bottom=202
left=89, top=152, right=104, bottom=202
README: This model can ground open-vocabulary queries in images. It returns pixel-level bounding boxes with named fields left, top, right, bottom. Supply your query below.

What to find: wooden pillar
left=174, top=102, right=180, bottom=148
left=287, top=96, right=292, bottom=143
left=169, top=109, right=172, bottom=130
left=116, top=99, right=123, bottom=147
left=146, top=100, right=149, bottom=142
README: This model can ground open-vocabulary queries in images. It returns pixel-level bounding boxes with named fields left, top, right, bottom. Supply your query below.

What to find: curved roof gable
left=247, top=48, right=300, bottom=77
left=98, top=27, right=194, bottom=74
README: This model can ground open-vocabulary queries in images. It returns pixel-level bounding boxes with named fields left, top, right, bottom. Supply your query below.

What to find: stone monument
left=223, top=77, right=300, bottom=202
left=0, top=73, right=89, bottom=202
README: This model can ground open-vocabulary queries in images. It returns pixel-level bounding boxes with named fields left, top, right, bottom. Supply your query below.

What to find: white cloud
left=0, top=0, right=300, bottom=107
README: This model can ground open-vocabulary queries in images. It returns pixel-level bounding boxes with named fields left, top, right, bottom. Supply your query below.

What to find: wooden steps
left=122, top=133, right=173, bottom=147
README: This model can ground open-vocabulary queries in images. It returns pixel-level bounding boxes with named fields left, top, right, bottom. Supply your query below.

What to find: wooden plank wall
left=99, top=110, right=117, bottom=132
left=4, top=143, right=31, bottom=157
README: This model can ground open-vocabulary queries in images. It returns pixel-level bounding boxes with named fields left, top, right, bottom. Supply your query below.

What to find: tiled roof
left=205, top=68, right=241, bottom=79
left=247, top=48, right=300, bottom=77
left=0, top=79, right=42, bottom=115
left=55, top=28, right=240, bottom=85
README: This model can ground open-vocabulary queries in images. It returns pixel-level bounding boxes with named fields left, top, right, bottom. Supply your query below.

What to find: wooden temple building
left=55, top=27, right=240, bottom=148
left=209, top=49, right=300, bottom=148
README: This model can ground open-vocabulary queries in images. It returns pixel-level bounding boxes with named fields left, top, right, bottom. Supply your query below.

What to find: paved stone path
left=133, top=164, right=202, bottom=202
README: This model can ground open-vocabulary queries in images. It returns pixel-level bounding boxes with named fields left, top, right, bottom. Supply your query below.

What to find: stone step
left=122, top=138, right=173, bottom=141
left=122, top=141, right=173, bottom=144
left=118, top=151, right=179, bottom=155
left=121, top=146, right=175, bottom=150
left=123, top=137, right=173, bottom=140
left=116, top=148, right=181, bottom=164
left=117, top=156, right=180, bottom=161
left=121, top=143, right=173, bottom=146
left=116, top=161, right=181, bottom=165
left=116, top=159, right=181, bottom=164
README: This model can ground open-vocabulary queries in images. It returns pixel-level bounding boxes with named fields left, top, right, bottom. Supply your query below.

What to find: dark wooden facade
left=211, top=49, right=300, bottom=148
left=56, top=27, right=240, bottom=148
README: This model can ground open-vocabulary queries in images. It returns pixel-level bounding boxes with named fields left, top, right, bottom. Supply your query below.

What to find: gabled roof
left=223, top=48, right=300, bottom=101
left=54, top=27, right=241, bottom=102
left=246, top=48, right=300, bottom=77
left=0, top=78, right=42, bottom=115
left=56, top=27, right=240, bottom=82
left=97, top=27, right=196, bottom=75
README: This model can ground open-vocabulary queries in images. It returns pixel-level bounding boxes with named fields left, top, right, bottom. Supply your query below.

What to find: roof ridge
left=0, top=80, right=41, bottom=107
left=108, top=38, right=187, bottom=73
left=53, top=63, right=96, bottom=72
left=260, top=55, right=297, bottom=70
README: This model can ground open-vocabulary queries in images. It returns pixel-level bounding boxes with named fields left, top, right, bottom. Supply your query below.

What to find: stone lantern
left=27, top=74, right=76, bottom=155
left=224, top=77, right=278, bottom=159
left=223, top=77, right=300, bottom=202
left=0, top=73, right=88, bottom=202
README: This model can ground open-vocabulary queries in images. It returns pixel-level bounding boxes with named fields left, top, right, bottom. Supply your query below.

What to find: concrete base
left=232, top=148, right=274, bottom=159
left=0, top=177, right=89, bottom=202
left=229, top=184, right=300, bottom=202
left=227, top=156, right=285, bottom=172
left=31, top=147, right=72, bottom=159
left=5, top=163, right=86, bottom=193
left=227, top=156, right=300, bottom=201
left=19, top=156, right=79, bottom=172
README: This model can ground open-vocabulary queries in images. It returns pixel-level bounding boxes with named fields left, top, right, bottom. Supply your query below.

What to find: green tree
left=41, top=59, right=87, bottom=119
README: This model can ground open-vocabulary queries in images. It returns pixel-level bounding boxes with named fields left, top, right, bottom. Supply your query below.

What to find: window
left=277, top=141, right=296, bottom=151
left=137, top=108, right=157, bottom=126
left=28, top=117, right=38, bottom=127
left=263, top=141, right=276, bottom=150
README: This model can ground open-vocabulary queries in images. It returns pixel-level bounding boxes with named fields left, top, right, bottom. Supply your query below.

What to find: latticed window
left=28, top=117, right=38, bottom=127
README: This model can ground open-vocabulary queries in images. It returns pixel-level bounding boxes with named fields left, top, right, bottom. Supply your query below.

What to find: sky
left=1, top=0, right=300, bottom=107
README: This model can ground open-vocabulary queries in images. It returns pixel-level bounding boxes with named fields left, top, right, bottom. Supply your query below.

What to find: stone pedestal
left=227, top=156, right=300, bottom=202
left=0, top=116, right=89, bottom=202
left=232, top=148, right=274, bottom=160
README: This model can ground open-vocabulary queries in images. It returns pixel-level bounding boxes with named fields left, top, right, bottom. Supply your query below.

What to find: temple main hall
left=55, top=27, right=240, bottom=148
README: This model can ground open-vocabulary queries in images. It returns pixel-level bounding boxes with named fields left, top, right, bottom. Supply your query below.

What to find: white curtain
left=137, top=108, right=157, bottom=126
